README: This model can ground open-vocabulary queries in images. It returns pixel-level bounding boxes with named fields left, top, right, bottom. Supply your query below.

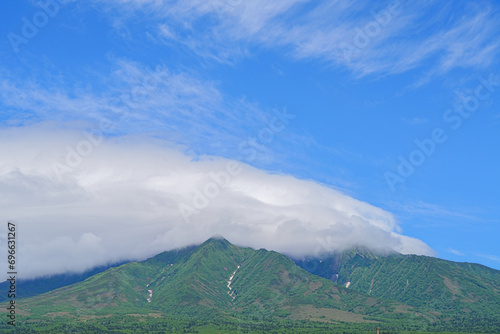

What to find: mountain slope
left=2, top=238, right=499, bottom=333
left=3, top=238, right=432, bottom=328
left=294, top=249, right=500, bottom=322
left=0, top=262, right=124, bottom=303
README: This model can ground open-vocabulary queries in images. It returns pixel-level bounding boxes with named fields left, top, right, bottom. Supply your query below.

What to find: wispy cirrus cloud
left=91, top=0, right=500, bottom=78
left=388, top=200, right=479, bottom=221
left=0, top=59, right=302, bottom=167
left=478, top=254, right=500, bottom=264
left=448, top=248, right=465, bottom=256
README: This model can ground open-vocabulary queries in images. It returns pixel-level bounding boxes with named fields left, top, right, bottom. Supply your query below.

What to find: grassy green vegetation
left=1, top=315, right=498, bottom=333
left=295, top=248, right=500, bottom=329
left=1, top=238, right=499, bottom=333
left=0, top=263, right=124, bottom=303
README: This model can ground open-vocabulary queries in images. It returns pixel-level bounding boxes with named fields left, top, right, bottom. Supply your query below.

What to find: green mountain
left=294, top=248, right=500, bottom=330
left=0, top=262, right=124, bottom=302
left=1, top=237, right=499, bottom=333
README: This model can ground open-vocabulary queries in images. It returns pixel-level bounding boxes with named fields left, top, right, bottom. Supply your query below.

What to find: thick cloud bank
left=0, top=124, right=433, bottom=279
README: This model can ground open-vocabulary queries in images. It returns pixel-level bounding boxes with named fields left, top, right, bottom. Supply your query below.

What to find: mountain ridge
left=2, top=236, right=499, bottom=333
left=1, top=237, right=441, bottom=332
left=294, top=249, right=500, bottom=319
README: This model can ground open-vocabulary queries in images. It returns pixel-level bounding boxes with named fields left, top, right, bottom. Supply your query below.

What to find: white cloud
left=448, top=248, right=465, bottom=256
left=91, top=0, right=500, bottom=77
left=388, top=200, right=477, bottom=221
left=0, top=124, right=434, bottom=279
left=0, top=59, right=298, bottom=167
left=478, top=254, right=500, bottom=263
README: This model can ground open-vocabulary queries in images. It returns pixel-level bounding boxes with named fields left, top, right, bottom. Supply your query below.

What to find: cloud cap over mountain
left=0, top=124, right=433, bottom=279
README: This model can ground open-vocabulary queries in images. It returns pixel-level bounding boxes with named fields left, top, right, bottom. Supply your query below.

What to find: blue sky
left=1, top=0, right=499, bottom=276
